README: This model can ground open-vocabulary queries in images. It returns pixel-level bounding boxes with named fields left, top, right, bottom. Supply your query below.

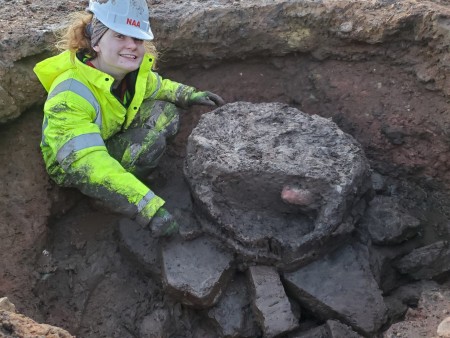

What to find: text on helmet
left=126, top=18, right=141, bottom=28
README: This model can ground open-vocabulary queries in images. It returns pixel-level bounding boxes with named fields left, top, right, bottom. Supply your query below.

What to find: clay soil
left=0, top=54, right=445, bottom=338
left=1, top=0, right=450, bottom=337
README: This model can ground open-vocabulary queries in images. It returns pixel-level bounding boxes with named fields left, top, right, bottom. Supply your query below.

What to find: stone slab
left=207, top=273, right=260, bottom=338
left=162, top=236, right=234, bottom=308
left=394, top=241, right=450, bottom=280
left=248, top=265, right=299, bottom=337
left=185, top=102, right=370, bottom=267
left=118, top=218, right=162, bottom=277
left=284, top=244, right=387, bottom=335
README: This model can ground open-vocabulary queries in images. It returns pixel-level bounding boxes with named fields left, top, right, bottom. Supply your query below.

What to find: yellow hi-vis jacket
left=33, top=50, right=185, bottom=223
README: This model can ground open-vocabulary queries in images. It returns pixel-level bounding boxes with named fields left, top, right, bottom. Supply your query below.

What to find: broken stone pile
left=118, top=102, right=450, bottom=338
left=181, top=102, right=381, bottom=337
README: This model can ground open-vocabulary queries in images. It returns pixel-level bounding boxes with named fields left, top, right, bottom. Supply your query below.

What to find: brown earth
left=1, top=0, right=450, bottom=337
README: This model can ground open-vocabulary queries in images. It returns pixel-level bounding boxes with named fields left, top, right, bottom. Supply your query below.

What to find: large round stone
left=184, top=102, right=371, bottom=268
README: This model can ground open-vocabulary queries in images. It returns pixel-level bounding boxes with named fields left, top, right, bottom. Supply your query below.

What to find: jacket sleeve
left=42, top=92, right=164, bottom=224
left=144, top=71, right=196, bottom=109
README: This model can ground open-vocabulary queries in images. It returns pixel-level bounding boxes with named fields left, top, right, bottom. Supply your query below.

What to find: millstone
left=184, top=102, right=371, bottom=268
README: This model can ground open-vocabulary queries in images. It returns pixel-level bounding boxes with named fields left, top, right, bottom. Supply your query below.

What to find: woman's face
left=93, top=29, right=145, bottom=81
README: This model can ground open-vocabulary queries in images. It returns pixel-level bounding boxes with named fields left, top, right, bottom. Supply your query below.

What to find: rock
left=284, top=244, right=387, bottom=335
left=381, top=126, right=407, bottom=145
left=185, top=102, right=370, bottom=268
left=339, top=21, right=354, bottom=33
left=0, top=297, right=16, bottom=312
left=371, top=171, right=387, bottom=193
left=291, top=325, right=329, bottom=338
left=394, top=241, right=450, bottom=280
left=290, top=320, right=362, bottom=338
left=118, top=218, right=162, bottom=277
left=248, top=265, right=299, bottom=337
left=0, top=309, right=75, bottom=338
left=383, top=280, right=439, bottom=323
left=162, top=236, right=234, bottom=308
left=0, top=61, right=46, bottom=124
left=437, top=317, right=450, bottom=338
left=384, top=296, right=408, bottom=326
left=146, top=155, right=203, bottom=241
left=326, top=320, right=363, bottom=338
left=207, top=273, right=260, bottom=338
left=368, top=240, right=422, bottom=293
left=383, top=280, right=438, bottom=325
left=359, top=196, right=420, bottom=245
left=139, top=308, right=171, bottom=338
left=368, top=245, right=402, bottom=294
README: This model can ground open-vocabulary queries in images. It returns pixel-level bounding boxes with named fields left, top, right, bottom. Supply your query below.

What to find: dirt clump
left=0, top=298, right=74, bottom=338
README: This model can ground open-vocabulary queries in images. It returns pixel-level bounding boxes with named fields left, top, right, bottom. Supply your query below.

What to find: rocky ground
left=1, top=0, right=450, bottom=337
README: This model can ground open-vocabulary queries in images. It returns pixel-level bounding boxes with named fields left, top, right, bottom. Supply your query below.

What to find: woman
left=33, top=0, right=224, bottom=236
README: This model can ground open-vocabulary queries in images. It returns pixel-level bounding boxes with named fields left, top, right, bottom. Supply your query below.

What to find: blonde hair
left=55, top=11, right=158, bottom=63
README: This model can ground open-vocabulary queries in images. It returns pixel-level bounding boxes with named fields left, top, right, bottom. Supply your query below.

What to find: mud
left=25, top=54, right=450, bottom=337
left=1, top=0, right=450, bottom=337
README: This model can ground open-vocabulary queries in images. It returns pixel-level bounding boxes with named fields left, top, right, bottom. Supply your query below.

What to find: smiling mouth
left=120, top=54, right=137, bottom=59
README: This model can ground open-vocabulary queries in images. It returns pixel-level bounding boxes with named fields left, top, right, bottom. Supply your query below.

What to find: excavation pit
left=1, top=0, right=450, bottom=337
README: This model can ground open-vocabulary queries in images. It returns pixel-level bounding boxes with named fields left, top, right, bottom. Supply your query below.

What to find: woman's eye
left=134, top=38, right=143, bottom=43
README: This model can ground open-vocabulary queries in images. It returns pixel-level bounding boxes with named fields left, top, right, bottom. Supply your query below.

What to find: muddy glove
left=148, top=207, right=179, bottom=237
left=188, top=91, right=225, bottom=107
left=176, top=85, right=225, bottom=109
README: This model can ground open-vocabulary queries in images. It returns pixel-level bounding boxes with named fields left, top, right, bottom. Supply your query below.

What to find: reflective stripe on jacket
left=33, top=50, right=185, bottom=222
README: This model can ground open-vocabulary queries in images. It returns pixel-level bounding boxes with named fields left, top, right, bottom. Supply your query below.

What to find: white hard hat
left=88, top=0, right=154, bottom=40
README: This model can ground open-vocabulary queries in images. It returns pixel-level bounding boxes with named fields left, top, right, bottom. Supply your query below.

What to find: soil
left=1, top=0, right=450, bottom=337
left=0, top=0, right=86, bottom=36
left=4, top=52, right=445, bottom=338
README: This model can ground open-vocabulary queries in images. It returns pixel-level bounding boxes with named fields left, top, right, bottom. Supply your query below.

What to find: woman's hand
left=188, top=90, right=225, bottom=107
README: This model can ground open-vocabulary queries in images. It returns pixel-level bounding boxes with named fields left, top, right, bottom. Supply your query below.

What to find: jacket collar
left=34, top=49, right=155, bottom=95
left=75, top=52, right=154, bottom=91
